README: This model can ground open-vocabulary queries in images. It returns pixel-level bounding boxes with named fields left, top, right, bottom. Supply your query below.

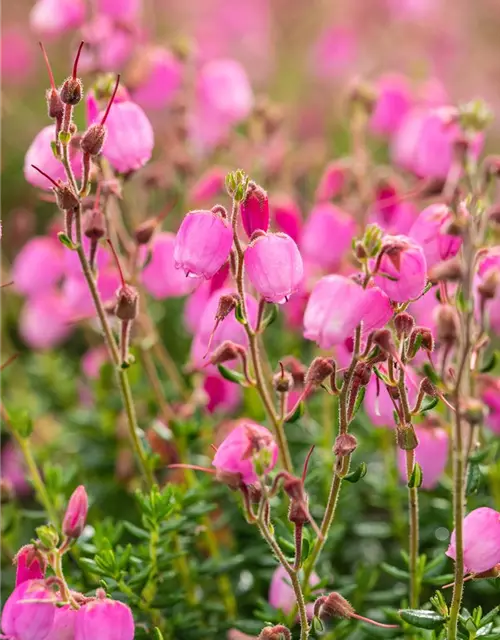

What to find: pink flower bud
left=95, top=0, right=140, bottom=21
left=212, top=422, right=278, bottom=485
left=241, top=183, right=270, bottom=238
left=373, top=235, right=427, bottom=302
left=370, top=73, right=413, bottom=137
left=300, top=203, right=356, bottom=271
left=141, top=232, right=200, bottom=299
left=409, top=204, right=462, bottom=269
left=397, top=423, right=448, bottom=489
left=269, top=565, right=319, bottom=617
left=75, top=592, right=134, bottom=640
left=130, top=46, right=182, bottom=110
left=446, top=507, right=500, bottom=574
left=1, top=579, right=55, bottom=640
left=315, top=160, right=349, bottom=203
left=14, top=545, right=46, bottom=586
left=189, top=167, right=227, bottom=204
left=62, top=485, right=88, bottom=539
left=482, top=377, right=500, bottom=435
left=271, top=195, right=302, bottom=243
left=244, top=232, right=303, bottom=304
left=24, top=126, right=82, bottom=190
left=98, top=100, right=154, bottom=173
left=174, top=209, right=233, bottom=279
left=30, top=0, right=86, bottom=37
left=473, top=249, right=500, bottom=334
left=12, top=237, right=65, bottom=298
left=20, top=292, right=73, bottom=350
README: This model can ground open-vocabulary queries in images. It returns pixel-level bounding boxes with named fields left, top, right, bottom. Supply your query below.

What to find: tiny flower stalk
left=38, top=42, right=64, bottom=155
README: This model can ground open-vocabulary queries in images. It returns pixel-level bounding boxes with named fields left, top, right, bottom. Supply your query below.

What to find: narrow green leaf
left=399, top=609, right=446, bottom=630
left=285, top=401, right=304, bottom=423
left=469, top=441, right=497, bottom=464
left=261, top=303, right=278, bottom=330
left=351, top=386, right=366, bottom=418
left=420, top=397, right=439, bottom=414
left=466, top=462, right=481, bottom=496
left=344, top=462, right=367, bottom=483
left=234, top=302, right=247, bottom=325
left=153, top=629, right=165, bottom=640
left=57, top=232, right=77, bottom=250
left=217, top=364, right=246, bottom=385
left=480, top=351, right=497, bottom=373
left=479, top=604, right=500, bottom=627
left=423, top=362, right=440, bottom=385
left=381, top=562, right=410, bottom=581
left=408, top=462, right=423, bottom=488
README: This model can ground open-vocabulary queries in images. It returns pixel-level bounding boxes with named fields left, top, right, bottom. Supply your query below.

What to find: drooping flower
left=373, top=235, right=427, bottom=302
left=24, top=125, right=82, bottom=190
left=12, top=237, right=65, bottom=297
left=269, top=565, right=319, bottom=618
left=174, top=209, right=233, bottom=279
left=244, top=232, right=303, bottom=303
left=1, top=579, right=55, bottom=640
left=74, top=591, right=134, bottom=640
left=271, top=195, right=302, bottom=243
left=130, top=46, right=182, bottom=110
left=203, top=374, right=241, bottom=414
left=14, top=545, right=46, bottom=586
left=446, top=507, right=500, bottom=574
left=19, top=292, right=73, bottom=350
left=212, top=422, right=278, bottom=485
left=397, top=422, right=449, bottom=489
left=370, top=73, right=413, bottom=137
left=409, top=204, right=461, bottom=269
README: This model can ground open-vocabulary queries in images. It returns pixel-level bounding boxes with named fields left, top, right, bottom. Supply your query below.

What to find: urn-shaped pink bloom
left=397, top=424, right=449, bottom=489
left=62, top=485, right=88, bottom=539
left=244, top=232, right=303, bottom=303
left=370, top=73, right=413, bottom=136
left=142, top=232, right=200, bottom=299
left=24, top=126, right=82, bottom=190
left=20, top=292, right=73, bottom=349
left=1, top=580, right=55, bottom=640
left=131, top=46, right=182, bottom=110
left=12, top=237, right=65, bottom=297
left=271, top=195, right=302, bottom=243
left=174, top=210, right=233, bottom=279
left=95, top=0, right=140, bottom=20
left=14, top=546, right=45, bottom=586
left=30, top=0, right=85, bottom=37
left=212, top=422, right=278, bottom=485
left=300, top=203, right=356, bottom=271
left=315, top=161, right=348, bottom=203
left=473, top=249, right=500, bottom=335
left=368, top=181, right=418, bottom=235
left=269, top=565, right=319, bottom=618
left=75, top=592, right=134, bottom=640
left=409, top=204, right=461, bottom=269
left=50, top=605, right=78, bottom=640
left=446, top=507, right=500, bottom=574
left=99, top=100, right=154, bottom=173
left=241, top=184, right=270, bottom=238
left=364, top=366, right=418, bottom=427
left=373, top=235, right=427, bottom=302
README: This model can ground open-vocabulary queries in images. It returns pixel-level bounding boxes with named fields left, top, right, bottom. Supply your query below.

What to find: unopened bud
left=62, top=485, right=88, bottom=539
left=333, top=433, right=358, bottom=457
left=46, top=89, right=64, bottom=120
left=115, top=285, right=139, bottom=321
left=280, top=356, right=306, bottom=387
left=420, top=377, right=437, bottom=397
left=60, top=77, right=83, bottom=106
left=315, top=592, right=355, bottom=620
left=258, top=625, right=291, bottom=640
left=408, top=326, right=435, bottom=357
left=353, top=362, right=372, bottom=386
left=81, top=123, right=106, bottom=157
left=396, top=424, right=419, bottom=450
left=435, top=304, right=460, bottom=345
left=36, top=524, right=60, bottom=550
left=273, top=369, right=294, bottom=393
left=55, top=185, right=79, bottom=211
left=288, top=499, right=310, bottom=525
left=372, top=329, right=398, bottom=359
left=463, top=399, right=486, bottom=426
left=209, top=340, right=244, bottom=365
left=394, top=312, right=415, bottom=339
left=429, top=257, right=464, bottom=283
left=216, top=293, right=240, bottom=322
left=84, top=210, right=105, bottom=240
left=305, top=357, right=334, bottom=387
left=134, top=218, right=157, bottom=245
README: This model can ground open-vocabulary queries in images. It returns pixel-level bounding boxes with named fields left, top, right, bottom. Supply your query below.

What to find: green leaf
left=285, top=400, right=304, bottom=423
left=344, top=462, right=367, bottom=483
left=479, top=604, right=500, bottom=627
left=480, top=351, right=497, bottom=373
left=153, top=629, right=165, bottom=640
left=399, top=609, right=446, bottom=630
left=466, top=462, right=481, bottom=496
left=50, top=140, right=60, bottom=159
left=351, top=386, right=366, bottom=419
left=57, top=232, right=77, bottom=250
left=312, top=616, right=324, bottom=634
left=381, top=562, right=410, bottom=581
left=234, top=302, right=247, bottom=325
left=420, top=397, right=439, bottom=414
left=123, top=521, right=150, bottom=540
left=261, top=303, right=278, bottom=330
left=217, top=365, right=247, bottom=385
left=408, top=463, right=423, bottom=488
left=469, top=441, right=498, bottom=464
left=423, top=362, right=440, bottom=385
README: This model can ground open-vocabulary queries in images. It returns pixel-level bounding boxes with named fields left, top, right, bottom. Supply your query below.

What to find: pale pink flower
left=1, top=26, right=35, bottom=85
left=1, top=580, right=55, bottom=640
left=370, top=73, right=413, bottom=137
left=447, top=507, right=500, bottom=574
left=12, top=237, right=64, bottom=298
left=131, top=46, right=183, bottom=110
left=30, top=0, right=85, bottom=37
left=75, top=592, right=134, bottom=640
left=373, top=235, right=427, bottom=302
left=19, top=292, right=73, bottom=349
left=409, top=204, right=461, bottom=269
left=269, top=565, right=319, bottom=618
left=24, top=125, right=82, bottom=190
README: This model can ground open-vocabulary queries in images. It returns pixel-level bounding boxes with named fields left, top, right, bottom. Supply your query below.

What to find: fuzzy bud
left=352, top=362, right=372, bottom=386
left=408, top=326, right=435, bottom=358
left=280, top=356, right=306, bottom=388
left=288, top=500, right=310, bottom=525
left=435, top=304, right=460, bottom=345
left=396, top=424, right=419, bottom=450
left=315, top=592, right=355, bottom=620
left=115, top=285, right=139, bottom=321
left=258, top=625, right=291, bottom=640
left=84, top=210, right=106, bottom=240
left=333, top=433, right=358, bottom=457
left=46, top=89, right=64, bottom=120
left=134, top=218, right=157, bottom=245
left=305, top=357, right=334, bottom=388
left=477, top=268, right=499, bottom=301
left=273, top=368, right=294, bottom=393
left=62, top=485, right=88, bottom=539
left=81, top=124, right=106, bottom=157
left=60, top=76, right=83, bottom=106
left=372, top=329, right=398, bottom=359
left=209, top=340, right=245, bottom=365
left=216, top=293, right=240, bottom=322
left=36, top=524, right=59, bottom=550
left=394, top=312, right=415, bottom=339
left=55, top=184, right=79, bottom=211
left=420, top=377, right=437, bottom=397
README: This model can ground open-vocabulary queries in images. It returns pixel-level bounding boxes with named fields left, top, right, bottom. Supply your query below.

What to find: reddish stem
left=1, top=354, right=19, bottom=371
left=38, top=42, right=56, bottom=89
left=100, top=75, right=121, bottom=126
left=106, top=239, right=126, bottom=288
left=352, top=613, right=399, bottom=629
left=30, top=165, right=60, bottom=189
left=168, top=464, right=216, bottom=474
left=302, top=445, right=315, bottom=482
left=72, top=41, right=85, bottom=80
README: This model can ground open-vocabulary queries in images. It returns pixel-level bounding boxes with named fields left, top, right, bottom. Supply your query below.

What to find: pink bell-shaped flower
left=446, top=507, right=500, bottom=574
left=244, top=232, right=303, bottom=303
left=482, top=377, right=500, bottom=435
left=1, top=579, right=55, bottom=640
left=271, top=195, right=302, bottom=243
left=409, top=204, right=461, bottom=269
left=24, top=125, right=82, bottom=190
left=300, top=203, right=356, bottom=271
left=241, top=183, right=270, bottom=238
left=197, top=58, right=253, bottom=125
left=473, top=249, right=500, bottom=335
left=368, top=181, right=418, bottom=235
left=370, top=73, right=413, bottom=137
left=74, top=590, right=134, bottom=640
left=50, top=605, right=78, bottom=640
left=99, top=100, right=154, bottom=173
left=62, top=485, right=89, bottom=539
left=19, top=292, right=73, bottom=350
left=269, top=565, right=319, bottom=618
left=131, top=46, right=182, bottom=110
left=212, top=421, right=278, bottom=485
left=142, top=232, right=200, bottom=299
left=189, top=167, right=227, bottom=204
left=30, top=0, right=86, bottom=37
left=174, top=209, right=233, bottom=279
left=12, top=236, right=65, bottom=297
left=373, top=235, right=427, bottom=302
left=397, top=422, right=449, bottom=489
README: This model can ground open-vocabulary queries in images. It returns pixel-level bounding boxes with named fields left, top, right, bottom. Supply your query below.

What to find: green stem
left=406, top=451, right=419, bottom=608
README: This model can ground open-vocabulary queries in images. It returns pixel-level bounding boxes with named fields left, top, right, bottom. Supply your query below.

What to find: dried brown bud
left=288, top=499, right=309, bottom=525
left=462, top=399, right=486, bottom=426
left=387, top=385, right=400, bottom=400
left=60, top=76, right=83, bottom=106
left=396, top=424, right=419, bottom=450
left=420, top=377, right=437, bottom=397
left=46, top=89, right=64, bottom=120
left=280, top=356, right=306, bottom=388
left=115, top=285, right=139, bottom=321
left=216, top=293, right=240, bottom=322
left=273, top=368, right=294, bottom=393
left=353, top=362, right=372, bottom=386
left=477, top=269, right=499, bottom=301
left=134, top=218, right=157, bottom=245
left=435, top=304, right=460, bottom=345
left=372, top=329, right=398, bottom=360
left=84, top=210, right=106, bottom=240
left=394, top=312, right=415, bottom=339
left=333, top=433, right=358, bottom=457
left=258, top=625, right=291, bottom=640
left=354, top=241, right=367, bottom=261
left=55, top=185, right=79, bottom=211
left=429, top=257, right=464, bottom=283
left=209, top=340, right=244, bottom=365
left=305, top=357, right=334, bottom=387
left=316, top=592, right=355, bottom=620
left=81, top=124, right=106, bottom=157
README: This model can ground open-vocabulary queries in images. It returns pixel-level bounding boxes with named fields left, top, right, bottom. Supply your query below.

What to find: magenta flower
left=131, top=46, right=183, bottom=110
left=397, top=423, right=449, bottom=489
left=20, top=292, right=73, bottom=350
left=446, top=507, right=500, bottom=574
left=1, top=579, right=55, bottom=640
left=409, top=204, right=461, bottom=269
left=50, top=606, right=78, bottom=640
left=79, top=15, right=135, bottom=72
left=370, top=73, right=413, bottom=137
left=30, top=0, right=85, bottom=37
left=174, top=209, right=233, bottom=279
left=241, top=183, right=270, bottom=238
left=473, top=249, right=500, bottom=334
left=212, top=422, right=278, bottom=485
left=204, top=374, right=241, bottom=414
left=95, top=0, right=140, bottom=20
left=189, top=167, right=227, bottom=204
left=368, top=182, right=418, bottom=235
left=244, top=232, right=303, bottom=303
left=271, top=195, right=302, bottom=243
left=269, top=565, right=319, bottom=617
left=300, top=203, right=356, bottom=271
left=12, top=237, right=64, bottom=298
left=1, top=26, right=35, bottom=86
left=98, top=100, right=154, bottom=173
left=62, top=485, right=88, bottom=539
left=315, top=161, right=348, bottom=203
left=142, top=232, right=200, bottom=299
left=197, top=59, right=253, bottom=125
left=14, top=546, right=45, bottom=587
left=24, top=125, right=82, bottom=190
left=373, top=235, right=427, bottom=302
left=74, top=593, right=134, bottom=640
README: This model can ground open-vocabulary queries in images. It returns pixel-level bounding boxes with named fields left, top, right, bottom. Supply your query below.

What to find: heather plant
left=2, top=2, right=500, bottom=640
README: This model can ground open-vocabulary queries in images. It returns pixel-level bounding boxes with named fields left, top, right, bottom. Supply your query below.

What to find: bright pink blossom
left=397, top=424, right=449, bottom=489
left=99, top=100, right=154, bottom=173
left=473, top=249, right=500, bottom=335
left=204, top=374, right=241, bottom=414
left=315, top=161, right=348, bottom=203
left=24, top=125, right=82, bottom=190
left=244, top=232, right=303, bottom=304
left=142, top=232, right=200, bottom=299
left=12, top=237, right=64, bottom=298
left=49, top=605, right=78, bottom=640
left=269, top=565, right=319, bottom=618
left=197, top=59, right=253, bottom=124
left=212, top=422, right=278, bottom=485
left=241, top=184, right=270, bottom=238
left=368, top=182, right=418, bottom=235
left=30, top=0, right=85, bottom=37
left=75, top=593, right=134, bottom=640
left=300, top=203, right=356, bottom=271
left=373, top=235, right=427, bottom=302
left=447, top=507, right=500, bottom=574
left=174, top=210, right=233, bottom=279
left=63, top=485, right=88, bottom=538
left=1, top=580, right=55, bottom=640
left=370, top=73, right=413, bottom=136
left=409, top=204, right=461, bottom=269
left=271, top=195, right=302, bottom=243
left=14, top=546, right=45, bottom=587
left=131, top=47, right=182, bottom=110
left=189, top=167, right=227, bottom=204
